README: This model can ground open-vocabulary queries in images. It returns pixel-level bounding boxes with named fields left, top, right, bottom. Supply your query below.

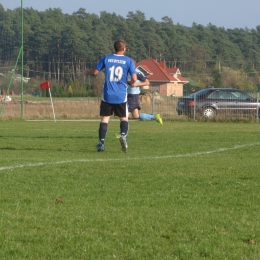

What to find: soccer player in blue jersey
left=85, top=40, right=137, bottom=152
left=127, top=68, right=163, bottom=126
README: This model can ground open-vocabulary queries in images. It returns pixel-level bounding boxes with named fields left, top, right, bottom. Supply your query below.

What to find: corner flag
left=39, top=80, right=56, bottom=122
left=40, top=80, right=50, bottom=89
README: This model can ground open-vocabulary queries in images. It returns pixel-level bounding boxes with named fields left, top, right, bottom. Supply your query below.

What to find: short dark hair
left=114, top=40, right=126, bottom=52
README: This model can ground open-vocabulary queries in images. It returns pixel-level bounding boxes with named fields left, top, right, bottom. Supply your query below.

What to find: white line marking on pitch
left=0, top=142, right=259, bottom=172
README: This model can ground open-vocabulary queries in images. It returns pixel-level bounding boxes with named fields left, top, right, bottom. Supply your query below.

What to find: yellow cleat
left=116, top=133, right=128, bottom=152
left=156, top=114, right=163, bottom=127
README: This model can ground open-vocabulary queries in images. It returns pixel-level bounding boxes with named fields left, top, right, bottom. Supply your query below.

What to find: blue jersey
left=95, top=54, right=136, bottom=104
left=127, top=68, right=147, bottom=95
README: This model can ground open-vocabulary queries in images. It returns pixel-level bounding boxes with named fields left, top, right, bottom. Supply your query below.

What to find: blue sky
left=1, top=0, right=260, bottom=29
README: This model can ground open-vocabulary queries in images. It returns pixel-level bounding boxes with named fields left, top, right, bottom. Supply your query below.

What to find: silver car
left=176, top=88, right=260, bottom=119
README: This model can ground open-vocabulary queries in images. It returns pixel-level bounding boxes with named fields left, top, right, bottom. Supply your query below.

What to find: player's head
left=114, top=40, right=126, bottom=53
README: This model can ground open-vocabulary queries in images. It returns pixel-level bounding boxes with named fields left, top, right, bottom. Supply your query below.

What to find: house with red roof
left=136, top=59, right=189, bottom=96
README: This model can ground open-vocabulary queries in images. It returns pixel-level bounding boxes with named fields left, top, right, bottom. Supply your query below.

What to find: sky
left=1, top=0, right=260, bottom=30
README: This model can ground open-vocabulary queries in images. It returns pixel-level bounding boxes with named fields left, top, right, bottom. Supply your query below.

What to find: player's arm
left=132, top=78, right=150, bottom=87
left=85, top=68, right=99, bottom=76
left=128, top=59, right=137, bottom=85
left=128, top=73, right=137, bottom=85
left=85, top=56, right=105, bottom=76
left=129, top=72, right=150, bottom=87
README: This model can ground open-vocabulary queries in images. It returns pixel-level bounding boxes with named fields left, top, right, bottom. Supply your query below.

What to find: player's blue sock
left=139, top=113, right=156, bottom=120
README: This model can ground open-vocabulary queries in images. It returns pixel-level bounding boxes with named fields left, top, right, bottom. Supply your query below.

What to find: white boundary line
left=1, top=142, right=259, bottom=172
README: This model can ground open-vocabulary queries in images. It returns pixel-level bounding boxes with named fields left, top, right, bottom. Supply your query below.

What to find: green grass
left=0, top=120, right=260, bottom=259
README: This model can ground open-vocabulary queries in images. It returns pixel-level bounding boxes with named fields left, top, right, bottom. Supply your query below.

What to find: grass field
left=0, top=120, right=260, bottom=259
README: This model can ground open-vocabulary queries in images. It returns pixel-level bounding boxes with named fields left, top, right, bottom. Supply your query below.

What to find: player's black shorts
left=127, top=94, right=141, bottom=112
left=99, top=100, right=128, bottom=118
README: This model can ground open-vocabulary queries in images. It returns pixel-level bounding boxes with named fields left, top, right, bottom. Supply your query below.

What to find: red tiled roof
left=136, top=59, right=188, bottom=83
left=166, top=67, right=179, bottom=74
left=177, top=75, right=189, bottom=83
left=136, top=65, right=153, bottom=75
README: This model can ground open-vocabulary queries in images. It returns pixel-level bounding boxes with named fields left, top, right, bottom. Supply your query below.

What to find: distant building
left=136, top=59, right=189, bottom=96
left=14, top=74, right=30, bottom=83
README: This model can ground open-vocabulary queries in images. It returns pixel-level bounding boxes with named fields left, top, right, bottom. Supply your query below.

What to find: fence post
left=152, top=92, right=154, bottom=115
left=193, top=92, right=196, bottom=120
left=257, top=92, right=259, bottom=123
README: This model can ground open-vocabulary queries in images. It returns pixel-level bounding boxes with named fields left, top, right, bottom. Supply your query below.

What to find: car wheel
left=202, top=107, right=215, bottom=119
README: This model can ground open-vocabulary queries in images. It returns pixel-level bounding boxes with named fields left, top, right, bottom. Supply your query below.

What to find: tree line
left=0, top=5, right=260, bottom=96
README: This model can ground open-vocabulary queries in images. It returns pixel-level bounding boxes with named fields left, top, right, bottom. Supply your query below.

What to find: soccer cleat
left=156, top=114, right=163, bottom=127
left=96, top=143, right=105, bottom=152
left=119, top=135, right=128, bottom=153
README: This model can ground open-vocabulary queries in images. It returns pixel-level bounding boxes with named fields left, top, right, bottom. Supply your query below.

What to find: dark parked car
left=176, top=88, right=260, bottom=119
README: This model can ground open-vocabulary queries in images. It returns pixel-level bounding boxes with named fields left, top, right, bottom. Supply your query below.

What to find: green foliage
left=68, top=85, right=73, bottom=97
left=212, top=63, right=221, bottom=86
left=219, top=67, right=257, bottom=90
left=0, top=120, right=260, bottom=259
left=92, top=71, right=105, bottom=97
left=1, top=6, right=260, bottom=95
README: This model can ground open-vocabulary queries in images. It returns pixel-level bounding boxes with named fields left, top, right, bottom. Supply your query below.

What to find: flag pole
left=48, top=88, right=56, bottom=122
left=40, top=80, right=56, bottom=122
left=21, top=0, right=24, bottom=118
